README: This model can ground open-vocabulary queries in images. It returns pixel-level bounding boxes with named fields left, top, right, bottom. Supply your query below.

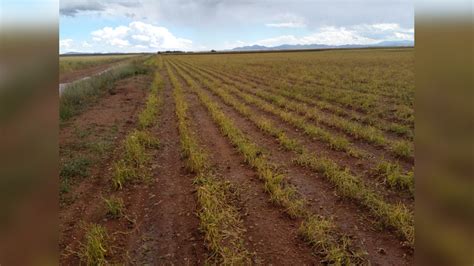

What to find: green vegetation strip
left=166, top=64, right=251, bottom=264
left=171, top=60, right=415, bottom=247
left=180, top=61, right=413, bottom=160
left=168, top=61, right=367, bottom=264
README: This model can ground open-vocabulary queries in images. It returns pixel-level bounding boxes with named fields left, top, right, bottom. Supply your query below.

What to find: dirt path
left=60, top=62, right=120, bottom=83
left=181, top=73, right=318, bottom=264
left=125, top=68, right=207, bottom=264
left=59, top=74, right=150, bottom=264
left=171, top=62, right=413, bottom=265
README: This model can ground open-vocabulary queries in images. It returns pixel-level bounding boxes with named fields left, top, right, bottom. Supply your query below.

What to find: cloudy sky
left=59, top=0, right=414, bottom=53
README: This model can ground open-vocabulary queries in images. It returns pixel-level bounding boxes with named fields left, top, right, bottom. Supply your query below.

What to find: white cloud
left=266, top=22, right=306, bottom=28
left=132, top=34, right=151, bottom=42
left=129, top=21, right=192, bottom=50
left=352, top=23, right=414, bottom=41
left=233, top=23, right=413, bottom=49
left=372, top=23, right=400, bottom=31
left=266, top=13, right=307, bottom=28
left=91, top=25, right=130, bottom=47
left=60, top=39, right=74, bottom=49
left=255, top=35, right=299, bottom=46
left=393, top=32, right=413, bottom=40
left=251, top=26, right=378, bottom=47
left=87, top=21, right=193, bottom=52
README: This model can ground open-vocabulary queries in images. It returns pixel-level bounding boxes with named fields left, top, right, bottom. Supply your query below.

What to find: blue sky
left=59, top=0, right=415, bottom=53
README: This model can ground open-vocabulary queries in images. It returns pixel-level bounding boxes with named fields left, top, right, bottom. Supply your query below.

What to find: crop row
left=183, top=61, right=414, bottom=160
left=182, top=51, right=414, bottom=104
left=176, top=58, right=414, bottom=137
left=175, top=61, right=368, bottom=158
left=171, top=60, right=415, bottom=247
left=177, top=58, right=414, bottom=141
left=173, top=60, right=415, bottom=190
left=77, top=70, right=163, bottom=265
left=165, top=62, right=251, bottom=264
left=172, top=61, right=414, bottom=195
left=177, top=51, right=414, bottom=125
left=175, top=61, right=415, bottom=195
left=112, top=71, right=163, bottom=189
left=168, top=60, right=368, bottom=264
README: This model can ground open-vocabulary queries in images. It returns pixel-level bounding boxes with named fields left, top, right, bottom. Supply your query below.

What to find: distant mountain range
left=231, top=40, right=414, bottom=51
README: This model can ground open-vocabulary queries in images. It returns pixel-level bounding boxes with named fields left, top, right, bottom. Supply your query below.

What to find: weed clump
left=103, top=196, right=125, bottom=218
left=79, top=224, right=108, bottom=265
left=375, top=161, right=414, bottom=194
left=299, top=216, right=366, bottom=265
left=60, top=156, right=91, bottom=179
left=391, top=140, right=413, bottom=159
left=112, top=130, right=159, bottom=189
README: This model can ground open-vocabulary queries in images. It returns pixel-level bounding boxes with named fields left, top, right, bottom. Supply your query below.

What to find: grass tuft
left=391, top=140, right=413, bottom=159
left=60, top=156, right=91, bottom=179
left=375, top=161, right=414, bottom=194
left=299, top=216, right=366, bottom=265
left=79, top=224, right=108, bottom=265
left=103, top=196, right=125, bottom=218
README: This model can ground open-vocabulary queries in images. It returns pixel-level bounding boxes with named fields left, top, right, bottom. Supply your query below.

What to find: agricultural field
left=59, top=48, right=414, bottom=265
